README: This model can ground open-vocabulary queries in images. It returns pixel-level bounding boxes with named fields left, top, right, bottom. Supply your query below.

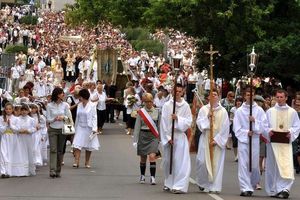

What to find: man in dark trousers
left=105, top=80, right=117, bottom=123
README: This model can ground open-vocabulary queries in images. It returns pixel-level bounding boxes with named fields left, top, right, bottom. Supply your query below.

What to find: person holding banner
left=133, top=93, right=160, bottom=185
left=160, top=84, right=192, bottom=194
left=195, top=89, right=230, bottom=193
left=264, top=90, right=300, bottom=199
left=233, top=87, right=268, bottom=197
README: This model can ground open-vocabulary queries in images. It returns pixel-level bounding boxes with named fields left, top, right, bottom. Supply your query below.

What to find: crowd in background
left=0, top=5, right=299, bottom=191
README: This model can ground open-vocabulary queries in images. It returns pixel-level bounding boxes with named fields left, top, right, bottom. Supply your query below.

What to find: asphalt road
left=0, top=120, right=299, bottom=200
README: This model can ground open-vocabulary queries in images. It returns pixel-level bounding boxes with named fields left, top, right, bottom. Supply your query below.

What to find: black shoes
left=271, top=190, right=290, bottom=199
left=163, top=186, right=170, bottom=191
left=50, top=171, right=61, bottom=178
left=279, top=190, right=290, bottom=199
left=49, top=172, right=56, bottom=178
left=240, top=191, right=253, bottom=197
left=171, top=189, right=184, bottom=194
left=1, top=174, right=10, bottom=178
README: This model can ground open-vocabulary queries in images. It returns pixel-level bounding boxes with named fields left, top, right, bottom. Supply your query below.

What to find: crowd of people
left=0, top=4, right=299, bottom=200
left=0, top=4, right=198, bottom=177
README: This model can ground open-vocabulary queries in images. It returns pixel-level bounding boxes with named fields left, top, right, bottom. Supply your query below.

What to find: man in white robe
left=233, top=88, right=268, bottom=197
left=78, top=57, right=91, bottom=80
left=196, top=90, right=229, bottom=193
left=160, top=84, right=192, bottom=194
left=264, top=89, right=300, bottom=199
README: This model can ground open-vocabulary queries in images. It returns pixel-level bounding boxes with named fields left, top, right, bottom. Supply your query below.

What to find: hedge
left=131, top=40, right=164, bottom=55
left=5, top=45, right=28, bottom=54
left=123, top=27, right=163, bottom=55
left=19, top=15, right=38, bottom=25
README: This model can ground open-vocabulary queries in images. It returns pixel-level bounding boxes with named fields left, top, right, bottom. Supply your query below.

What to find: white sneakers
left=139, top=175, right=145, bottom=184
left=139, top=175, right=156, bottom=185
left=150, top=176, right=156, bottom=185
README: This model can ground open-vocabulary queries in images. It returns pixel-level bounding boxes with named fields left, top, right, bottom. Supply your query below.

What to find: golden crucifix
left=204, top=44, right=219, bottom=175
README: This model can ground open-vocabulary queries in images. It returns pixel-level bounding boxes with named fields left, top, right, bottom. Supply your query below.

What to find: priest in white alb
left=196, top=89, right=230, bottom=193
left=233, top=87, right=268, bottom=197
left=160, top=84, right=192, bottom=194
left=264, top=89, right=300, bottom=199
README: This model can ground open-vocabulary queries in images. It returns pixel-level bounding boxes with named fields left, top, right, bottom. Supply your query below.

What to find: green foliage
left=19, top=15, right=38, bottom=25
left=16, top=0, right=30, bottom=4
left=65, top=0, right=111, bottom=26
left=108, top=0, right=150, bottom=27
left=65, top=0, right=300, bottom=84
left=65, top=0, right=150, bottom=27
left=123, top=27, right=150, bottom=40
left=132, top=40, right=163, bottom=55
left=123, top=27, right=163, bottom=55
left=5, top=45, right=28, bottom=54
left=144, top=0, right=300, bottom=82
left=35, top=0, right=41, bottom=8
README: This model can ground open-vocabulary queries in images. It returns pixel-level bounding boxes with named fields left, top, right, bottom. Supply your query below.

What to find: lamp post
left=247, top=47, right=258, bottom=172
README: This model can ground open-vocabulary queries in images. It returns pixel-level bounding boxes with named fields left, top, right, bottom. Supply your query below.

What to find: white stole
left=270, top=108, right=294, bottom=180
left=203, top=106, right=224, bottom=182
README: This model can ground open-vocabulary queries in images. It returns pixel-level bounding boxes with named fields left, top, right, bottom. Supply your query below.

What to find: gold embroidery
left=279, top=124, right=284, bottom=129
left=4, top=129, right=13, bottom=134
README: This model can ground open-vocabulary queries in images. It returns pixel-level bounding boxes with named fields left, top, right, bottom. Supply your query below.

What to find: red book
left=270, top=131, right=290, bottom=144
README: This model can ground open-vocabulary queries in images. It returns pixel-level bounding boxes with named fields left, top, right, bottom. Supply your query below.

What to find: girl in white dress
left=10, top=103, right=36, bottom=176
left=73, top=89, right=99, bottom=168
left=37, top=103, right=48, bottom=166
left=0, top=103, right=18, bottom=178
left=30, top=104, right=43, bottom=166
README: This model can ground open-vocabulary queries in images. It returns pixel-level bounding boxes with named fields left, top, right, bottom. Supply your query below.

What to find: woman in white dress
left=124, top=86, right=141, bottom=135
left=73, top=89, right=99, bottom=168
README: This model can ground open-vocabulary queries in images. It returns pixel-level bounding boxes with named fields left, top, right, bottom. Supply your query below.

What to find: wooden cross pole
left=204, top=44, right=219, bottom=174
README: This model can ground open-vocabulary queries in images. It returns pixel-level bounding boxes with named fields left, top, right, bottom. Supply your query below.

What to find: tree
left=108, top=0, right=150, bottom=27
left=144, top=0, right=300, bottom=83
left=65, top=0, right=111, bottom=26
left=65, top=0, right=150, bottom=27
left=65, top=0, right=300, bottom=85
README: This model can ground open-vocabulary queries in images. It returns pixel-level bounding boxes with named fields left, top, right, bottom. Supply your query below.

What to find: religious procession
left=0, top=1, right=300, bottom=200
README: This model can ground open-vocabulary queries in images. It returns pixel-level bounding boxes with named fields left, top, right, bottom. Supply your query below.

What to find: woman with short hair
left=133, top=93, right=160, bottom=185
left=72, top=89, right=99, bottom=168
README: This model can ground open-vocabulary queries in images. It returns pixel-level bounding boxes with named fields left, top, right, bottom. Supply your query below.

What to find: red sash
left=138, top=108, right=159, bottom=139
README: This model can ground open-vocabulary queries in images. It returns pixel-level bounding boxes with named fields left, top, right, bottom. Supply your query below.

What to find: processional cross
left=204, top=44, right=219, bottom=175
